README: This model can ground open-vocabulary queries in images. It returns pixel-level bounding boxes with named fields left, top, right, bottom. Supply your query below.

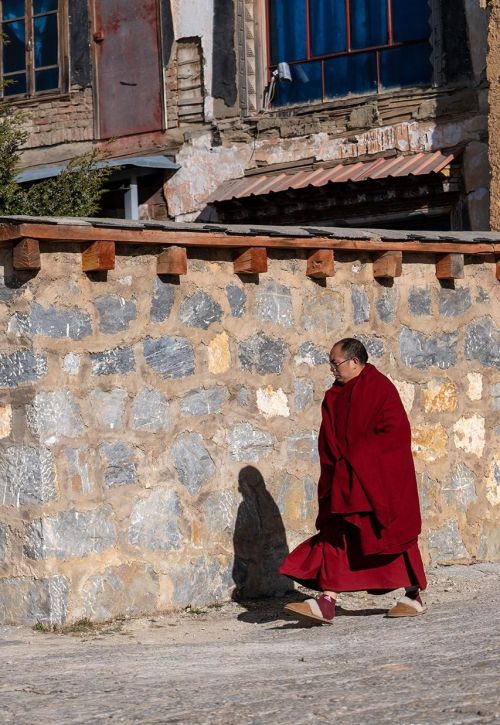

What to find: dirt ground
left=0, top=564, right=499, bottom=724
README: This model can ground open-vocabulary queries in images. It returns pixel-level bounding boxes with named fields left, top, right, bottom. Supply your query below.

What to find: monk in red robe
left=281, top=338, right=427, bottom=624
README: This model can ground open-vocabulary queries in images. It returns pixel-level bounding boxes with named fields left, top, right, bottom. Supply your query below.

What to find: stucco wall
left=0, top=245, right=498, bottom=625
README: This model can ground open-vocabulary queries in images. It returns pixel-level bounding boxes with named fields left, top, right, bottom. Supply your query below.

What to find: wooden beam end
left=13, top=238, right=41, bottom=271
left=435, top=253, right=465, bottom=280
left=233, top=247, right=268, bottom=274
left=306, top=249, right=335, bottom=278
left=157, top=246, right=188, bottom=275
left=82, top=241, right=115, bottom=272
left=373, top=251, right=403, bottom=279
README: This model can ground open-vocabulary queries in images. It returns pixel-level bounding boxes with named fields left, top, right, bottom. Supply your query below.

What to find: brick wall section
left=0, top=247, right=498, bottom=625
left=20, top=87, right=94, bottom=151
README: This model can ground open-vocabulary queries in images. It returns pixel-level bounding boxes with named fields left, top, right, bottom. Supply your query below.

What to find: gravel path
left=0, top=564, right=499, bottom=724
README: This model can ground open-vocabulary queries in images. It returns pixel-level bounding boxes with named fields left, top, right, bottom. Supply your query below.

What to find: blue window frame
left=1, top=0, right=61, bottom=97
left=268, top=0, right=433, bottom=107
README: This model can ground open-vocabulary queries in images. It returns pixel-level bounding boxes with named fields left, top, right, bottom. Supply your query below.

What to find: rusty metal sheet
left=94, top=0, right=163, bottom=139
left=207, top=150, right=462, bottom=203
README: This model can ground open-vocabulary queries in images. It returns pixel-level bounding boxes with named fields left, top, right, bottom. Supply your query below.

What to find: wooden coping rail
left=1, top=221, right=499, bottom=281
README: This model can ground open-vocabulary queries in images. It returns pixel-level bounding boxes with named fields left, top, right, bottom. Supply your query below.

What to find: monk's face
left=329, top=344, right=363, bottom=384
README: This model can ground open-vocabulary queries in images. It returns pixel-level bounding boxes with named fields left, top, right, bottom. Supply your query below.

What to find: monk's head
left=329, top=338, right=368, bottom=384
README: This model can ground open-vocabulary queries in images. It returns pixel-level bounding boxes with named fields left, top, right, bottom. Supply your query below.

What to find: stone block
left=465, top=318, right=500, bottom=368
left=200, top=490, right=238, bottom=540
left=399, top=327, right=458, bottom=369
left=411, top=424, right=448, bottom=462
left=143, top=336, right=195, bottom=379
left=427, top=521, right=469, bottom=563
left=442, top=464, right=477, bottom=510
left=255, top=280, right=293, bottom=328
left=179, top=291, right=222, bottom=329
left=294, top=342, right=329, bottom=367
left=0, top=446, right=56, bottom=506
left=491, top=383, right=500, bottom=411
left=171, top=432, right=215, bottom=494
left=90, top=389, right=127, bottom=430
left=62, top=353, right=81, bottom=376
left=0, top=576, right=69, bottom=626
left=294, top=379, right=314, bottom=412
left=421, top=379, right=458, bottom=413
left=81, top=564, right=160, bottom=622
left=466, top=373, right=483, bottom=401
left=27, top=390, right=84, bottom=442
left=180, top=386, right=229, bottom=416
left=238, top=332, right=287, bottom=374
left=95, top=295, right=137, bottom=333
left=24, top=505, right=116, bottom=560
left=438, top=288, right=472, bottom=317
left=150, top=278, right=176, bottom=323
left=354, top=335, right=384, bottom=358
left=170, top=557, right=233, bottom=608
left=229, top=423, right=275, bottom=462
left=256, top=386, right=290, bottom=418
left=388, top=378, right=415, bottom=414
left=208, top=332, right=231, bottom=374
left=408, top=287, right=431, bottom=316
left=100, top=442, right=137, bottom=487
left=0, top=522, right=7, bottom=561
left=63, top=447, right=92, bottom=495
left=287, top=432, right=319, bottom=462
left=132, top=389, right=170, bottom=431
left=477, top=522, right=500, bottom=561
left=453, top=415, right=485, bottom=457
left=277, top=473, right=316, bottom=526
left=226, top=284, right=246, bottom=318
left=376, top=288, right=397, bottom=322
left=351, top=285, right=370, bottom=324
left=0, top=350, right=47, bottom=388
left=129, top=489, right=183, bottom=552
left=301, top=290, right=343, bottom=333
left=91, top=347, right=135, bottom=376
left=485, top=459, right=500, bottom=506
left=0, top=404, right=12, bottom=439
left=235, top=386, right=250, bottom=407
left=9, top=303, right=92, bottom=340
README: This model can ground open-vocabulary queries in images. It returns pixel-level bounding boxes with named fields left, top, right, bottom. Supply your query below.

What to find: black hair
left=335, top=338, right=368, bottom=365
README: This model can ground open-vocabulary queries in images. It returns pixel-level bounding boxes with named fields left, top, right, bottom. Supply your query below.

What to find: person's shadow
left=233, top=466, right=297, bottom=623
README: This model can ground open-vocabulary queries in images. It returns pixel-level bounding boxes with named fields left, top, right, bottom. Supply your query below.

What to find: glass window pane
left=3, top=71, right=27, bottom=95
left=3, top=20, right=25, bottom=73
left=2, top=0, right=24, bottom=20
left=273, top=61, right=323, bottom=106
left=324, top=51, right=377, bottom=97
left=310, top=0, right=346, bottom=56
left=34, top=13, right=58, bottom=67
left=392, top=0, right=430, bottom=42
left=350, top=0, right=387, bottom=49
left=35, top=66, right=59, bottom=91
left=269, top=0, right=307, bottom=64
left=33, top=0, right=57, bottom=14
left=380, top=43, right=433, bottom=89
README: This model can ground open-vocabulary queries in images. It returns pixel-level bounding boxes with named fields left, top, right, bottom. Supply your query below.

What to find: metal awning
left=207, top=149, right=462, bottom=204
left=16, top=155, right=179, bottom=184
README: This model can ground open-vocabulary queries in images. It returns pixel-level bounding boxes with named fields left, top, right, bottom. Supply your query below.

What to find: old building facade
left=4, top=0, right=497, bottom=229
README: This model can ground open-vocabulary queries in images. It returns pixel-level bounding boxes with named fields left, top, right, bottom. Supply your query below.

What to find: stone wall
left=0, top=245, right=499, bottom=625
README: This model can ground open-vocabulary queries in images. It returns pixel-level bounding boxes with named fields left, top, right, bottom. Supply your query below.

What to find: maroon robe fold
left=280, top=364, right=426, bottom=593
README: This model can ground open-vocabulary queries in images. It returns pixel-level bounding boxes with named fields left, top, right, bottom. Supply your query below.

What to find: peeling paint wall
left=0, top=246, right=498, bottom=624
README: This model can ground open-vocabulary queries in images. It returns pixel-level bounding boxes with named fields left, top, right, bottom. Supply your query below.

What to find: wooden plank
left=157, top=246, right=187, bottom=275
left=373, top=251, right=403, bottom=279
left=12, top=238, right=41, bottom=271
left=306, top=249, right=335, bottom=278
left=82, top=241, right=115, bottom=272
left=233, top=247, right=268, bottom=274
left=435, top=253, right=465, bottom=280
left=0, top=223, right=498, bottom=255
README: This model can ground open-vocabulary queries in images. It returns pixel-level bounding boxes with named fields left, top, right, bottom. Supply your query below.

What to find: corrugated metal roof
left=207, top=150, right=460, bottom=203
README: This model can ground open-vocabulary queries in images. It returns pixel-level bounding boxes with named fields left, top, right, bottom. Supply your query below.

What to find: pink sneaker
left=284, top=594, right=336, bottom=624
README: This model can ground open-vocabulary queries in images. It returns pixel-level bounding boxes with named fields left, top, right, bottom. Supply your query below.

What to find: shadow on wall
left=232, top=465, right=291, bottom=600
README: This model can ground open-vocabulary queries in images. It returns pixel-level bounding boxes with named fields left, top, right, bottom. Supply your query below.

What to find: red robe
left=280, top=363, right=426, bottom=593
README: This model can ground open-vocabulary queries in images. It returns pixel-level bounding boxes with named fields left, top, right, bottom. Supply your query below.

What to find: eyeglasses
left=329, top=358, right=352, bottom=370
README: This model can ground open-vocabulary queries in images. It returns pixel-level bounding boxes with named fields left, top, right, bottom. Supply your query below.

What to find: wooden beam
left=82, top=241, right=115, bottom=272
left=306, top=249, right=335, bottom=278
left=0, top=222, right=498, bottom=255
left=373, top=251, right=402, bottom=279
left=233, top=247, right=268, bottom=274
left=435, top=253, right=465, bottom=280
left=157, top=246, right=187, bottom=275
left=12, top=238, right=41, bottom=271
left=496, top=256, right=500, bottom=282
